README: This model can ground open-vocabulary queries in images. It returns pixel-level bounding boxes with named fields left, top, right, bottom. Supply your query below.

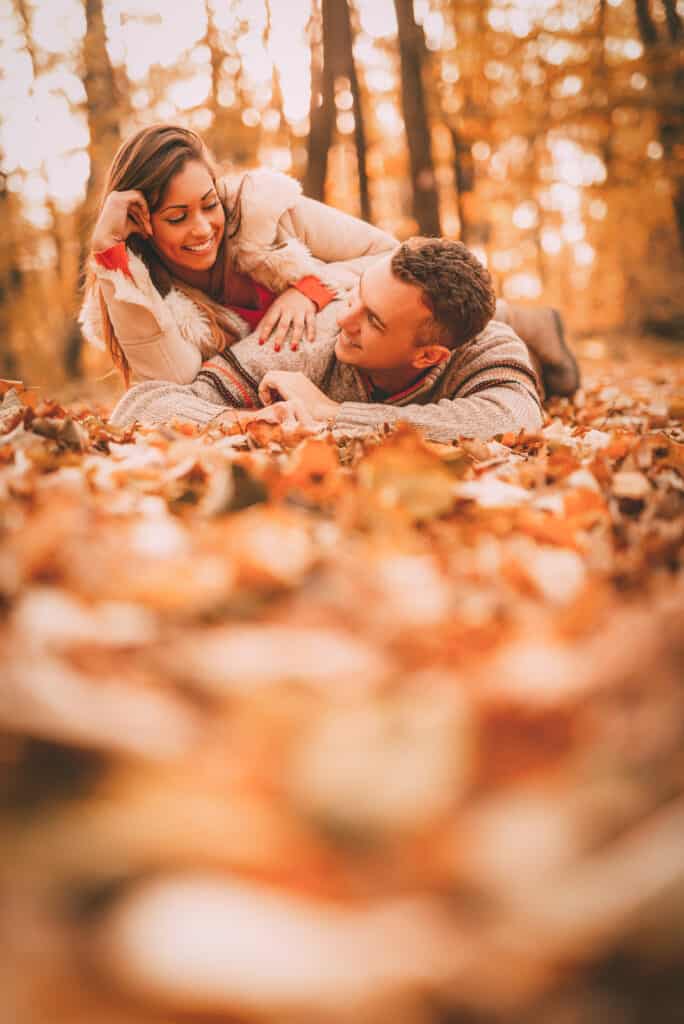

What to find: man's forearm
left=109, top=378, right=236, bottom=429
left=109, top=345, right=264, bottom=429
left=332, top=383, right=543, bottom=443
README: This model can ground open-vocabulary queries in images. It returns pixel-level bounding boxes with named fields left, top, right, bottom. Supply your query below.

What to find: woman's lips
left=182, top=236, right=216, bottom=253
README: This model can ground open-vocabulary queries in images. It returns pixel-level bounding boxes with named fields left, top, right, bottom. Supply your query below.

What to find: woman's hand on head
left=91, top=190, right=153, bottom=253
left=258, top=287, right=316, bottom=352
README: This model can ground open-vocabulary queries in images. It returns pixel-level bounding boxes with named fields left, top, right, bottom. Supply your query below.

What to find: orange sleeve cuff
left=94, top=241, right=133, bottom=280
left=293, top=275, right=336, bottom=311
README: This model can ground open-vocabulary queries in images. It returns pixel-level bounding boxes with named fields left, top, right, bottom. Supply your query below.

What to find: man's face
left=335, top=256, right=435, bottom=373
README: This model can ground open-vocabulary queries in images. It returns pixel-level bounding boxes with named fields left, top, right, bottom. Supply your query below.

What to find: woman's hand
left=92, top=190, right=153, bottom=253
left=258, top=287, right=316, bottom=352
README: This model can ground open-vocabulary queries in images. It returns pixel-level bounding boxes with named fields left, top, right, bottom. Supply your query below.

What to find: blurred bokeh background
left=1, top=0, right=683, bottom=391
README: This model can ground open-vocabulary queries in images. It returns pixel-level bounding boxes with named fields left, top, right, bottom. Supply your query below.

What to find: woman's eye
left=166, top=201, right=218, bottom=225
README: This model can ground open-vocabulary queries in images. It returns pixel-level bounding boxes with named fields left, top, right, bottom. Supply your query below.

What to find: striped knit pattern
left=196, top=350, right=259, bottom=409
left=111, top=318, right=544, bottom=442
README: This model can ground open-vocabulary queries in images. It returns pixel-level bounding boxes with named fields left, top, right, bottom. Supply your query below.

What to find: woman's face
left=150, top=159, right=225, bottom=272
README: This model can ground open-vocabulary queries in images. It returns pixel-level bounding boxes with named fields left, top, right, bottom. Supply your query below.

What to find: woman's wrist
left=292, top=276, right=335, bottom=311
left=93, top=241, right=133, bottom=279
left=92, top=234, right=124, bottom=255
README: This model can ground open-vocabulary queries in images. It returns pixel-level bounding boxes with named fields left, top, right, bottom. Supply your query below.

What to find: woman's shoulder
left=220, top=167, right=303, bottom=239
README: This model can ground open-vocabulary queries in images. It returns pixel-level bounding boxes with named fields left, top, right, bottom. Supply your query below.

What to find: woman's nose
left=189, top=211, right=212, bottom=237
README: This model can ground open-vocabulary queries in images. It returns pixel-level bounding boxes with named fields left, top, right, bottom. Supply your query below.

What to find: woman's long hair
left=84, top=124, right=243, bottom=385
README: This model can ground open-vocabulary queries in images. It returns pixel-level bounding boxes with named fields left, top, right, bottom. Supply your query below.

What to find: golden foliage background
left=1, top=0, right=683, bottom=390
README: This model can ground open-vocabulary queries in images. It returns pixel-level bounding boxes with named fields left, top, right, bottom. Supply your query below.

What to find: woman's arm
left=84, top=189, right=208, bottom=384
left=276, top=196, right=398, bottom=291
left=81, top=245, right=227, bottom=384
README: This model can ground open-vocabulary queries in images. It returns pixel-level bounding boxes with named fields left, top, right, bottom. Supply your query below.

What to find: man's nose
left=338, top=294, right=361, bottom=330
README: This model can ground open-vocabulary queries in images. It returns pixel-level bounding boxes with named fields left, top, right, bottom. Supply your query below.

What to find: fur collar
left=224, top=168, right=338, bottom=293
left=79, top=249, right=249, bottom=356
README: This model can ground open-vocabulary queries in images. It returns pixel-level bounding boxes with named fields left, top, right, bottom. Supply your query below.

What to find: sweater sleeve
left=332, top=383, right=543, bottom=443
left=108, top=379, right=229, bottom=429
left=83, top=248, right=219, bottom=385
left=292, top=274, right=336, bottom=310
left=277, top=197, right=398, bottom=292
left=108, top=302, right=342, bottom=430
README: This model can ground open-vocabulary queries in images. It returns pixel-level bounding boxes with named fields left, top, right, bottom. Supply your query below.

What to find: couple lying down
left=81, top=124, right=579, bottom=444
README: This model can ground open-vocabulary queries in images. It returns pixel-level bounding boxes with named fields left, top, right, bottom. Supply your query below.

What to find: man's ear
left=412, top=344, right=451, bottom=369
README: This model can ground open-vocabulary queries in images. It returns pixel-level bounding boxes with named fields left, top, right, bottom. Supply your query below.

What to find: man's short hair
left=390, top=237, right=496, bottom=349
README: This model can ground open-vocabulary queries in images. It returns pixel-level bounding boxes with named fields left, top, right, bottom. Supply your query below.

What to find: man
left=110, top=238, right=579, bottom=443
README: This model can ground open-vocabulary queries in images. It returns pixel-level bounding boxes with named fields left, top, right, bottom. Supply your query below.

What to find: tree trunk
left=82, top=0, right=121, bottom=226
left=203, top=0, right=222, bottom=157
left=66, top=0, right=122, bottom=377
left=449, top=127, right=472, bottom=241
left=0, top=182, right=21, bottom=380
left=634, top=0, right=684, bottom=255
left=393, top=0, right=441, bottom=235
left=304, top=2, right=330, bottom=202
left=662, top=0, right=682, bottom=41
left=305, top=0, right=370, bottom=220
left=634, top=0, right=659, bottom=46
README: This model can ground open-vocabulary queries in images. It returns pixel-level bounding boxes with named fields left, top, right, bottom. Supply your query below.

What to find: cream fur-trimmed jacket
left=79, top=169, right=397, bottom=384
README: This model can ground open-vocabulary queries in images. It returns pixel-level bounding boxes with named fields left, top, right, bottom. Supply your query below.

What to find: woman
left=80, top=124, right=398, bottom=386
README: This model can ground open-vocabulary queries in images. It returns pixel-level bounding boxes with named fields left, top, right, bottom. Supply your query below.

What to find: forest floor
left=1, top=334, right=684, bottom=1023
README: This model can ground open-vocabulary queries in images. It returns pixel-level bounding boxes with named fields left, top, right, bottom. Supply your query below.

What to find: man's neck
left=366, top=364, right=428, bottom=396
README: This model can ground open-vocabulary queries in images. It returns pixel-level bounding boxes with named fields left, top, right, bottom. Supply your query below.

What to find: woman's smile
left=150, top=160, right=226, bottom=272
left=182, top=234, right=218, bottom=255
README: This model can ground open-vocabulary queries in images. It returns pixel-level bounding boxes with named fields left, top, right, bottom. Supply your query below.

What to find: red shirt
left=94, top=242, right=334, bottom=328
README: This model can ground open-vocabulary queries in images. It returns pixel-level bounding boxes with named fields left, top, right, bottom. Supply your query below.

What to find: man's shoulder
left=452, top=319, right=534, bottom=368
left=229, top=308, right=341, bottom=389
left=440, top=319, right=540, bottom=397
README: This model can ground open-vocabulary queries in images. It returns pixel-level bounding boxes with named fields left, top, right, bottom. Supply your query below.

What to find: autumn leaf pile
left=1, top=339, right=684, bottom=1024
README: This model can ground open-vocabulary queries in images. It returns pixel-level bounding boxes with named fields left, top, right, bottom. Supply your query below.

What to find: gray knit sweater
left=110, top=301, right=543, bottom=443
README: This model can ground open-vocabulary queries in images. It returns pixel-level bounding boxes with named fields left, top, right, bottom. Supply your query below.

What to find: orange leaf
left=563, top=488, right=607, bottom=528
left=515, top=508, right=580, bottom=549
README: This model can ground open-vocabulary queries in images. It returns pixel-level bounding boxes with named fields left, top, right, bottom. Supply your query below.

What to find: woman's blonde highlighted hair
left=85, top=124, right=243, bottom=385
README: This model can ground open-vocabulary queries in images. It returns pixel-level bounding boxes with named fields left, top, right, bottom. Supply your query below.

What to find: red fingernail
left=291, top=345, right=298, bottom=352
left=258, top=339, right=264, bottom=346
left=275, top=345, right=281, bottom=352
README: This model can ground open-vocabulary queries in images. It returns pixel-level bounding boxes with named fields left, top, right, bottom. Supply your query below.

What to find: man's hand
left=258, top=288, right=316, bottom=352
left=213, top=401, right=320, bottom=440
left=258, top=371, right=339, bottom=421
left=252, top=399, right=320, bottom=437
